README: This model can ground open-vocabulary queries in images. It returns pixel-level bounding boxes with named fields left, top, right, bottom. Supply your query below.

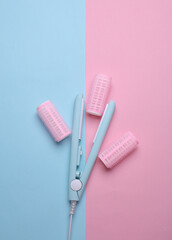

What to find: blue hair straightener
left=68, top=94, right=115, bottom=240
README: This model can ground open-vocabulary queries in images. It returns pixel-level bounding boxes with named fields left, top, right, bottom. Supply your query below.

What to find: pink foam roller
left=86, top=74, right=111, bottom=116
left=37, top=100, right=71, bottom=142
left=98, top=131, right=138, bottom=168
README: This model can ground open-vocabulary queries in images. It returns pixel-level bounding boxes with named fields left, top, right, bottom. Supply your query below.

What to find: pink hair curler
left=86, top=74, right=111, bottom=116
left=37, top=100, right=71, bottom=142
left=98, top=131, right=138, bottom=168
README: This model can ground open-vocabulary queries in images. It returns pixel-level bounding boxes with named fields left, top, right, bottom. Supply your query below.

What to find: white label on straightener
left=79, top=97, right=84, bottom=140
left=93, top=104, right=108, bottom=143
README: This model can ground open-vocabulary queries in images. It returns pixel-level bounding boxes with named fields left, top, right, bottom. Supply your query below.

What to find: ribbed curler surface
left=37, top=100, right=71, bottom=142
left=98, top=131, right=138, bottom=168
left=86, top=74, right=111, bottom=116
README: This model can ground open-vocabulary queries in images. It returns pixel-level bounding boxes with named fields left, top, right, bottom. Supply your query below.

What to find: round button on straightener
left=70, top=179, right=82, bottom=191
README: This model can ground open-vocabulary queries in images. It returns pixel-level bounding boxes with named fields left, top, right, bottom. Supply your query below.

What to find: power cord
left=68, top=201, right=77, bottom=240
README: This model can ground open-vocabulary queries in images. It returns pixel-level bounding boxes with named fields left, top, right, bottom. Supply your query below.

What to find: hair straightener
left=68, top=94, right=115, bottom=240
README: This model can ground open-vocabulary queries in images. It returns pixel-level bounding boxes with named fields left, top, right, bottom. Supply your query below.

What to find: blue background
left=0, top=1, right=85, bottom=239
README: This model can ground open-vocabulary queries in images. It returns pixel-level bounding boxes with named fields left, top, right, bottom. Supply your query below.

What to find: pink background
left=86, top=0, right=172, bottom=240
